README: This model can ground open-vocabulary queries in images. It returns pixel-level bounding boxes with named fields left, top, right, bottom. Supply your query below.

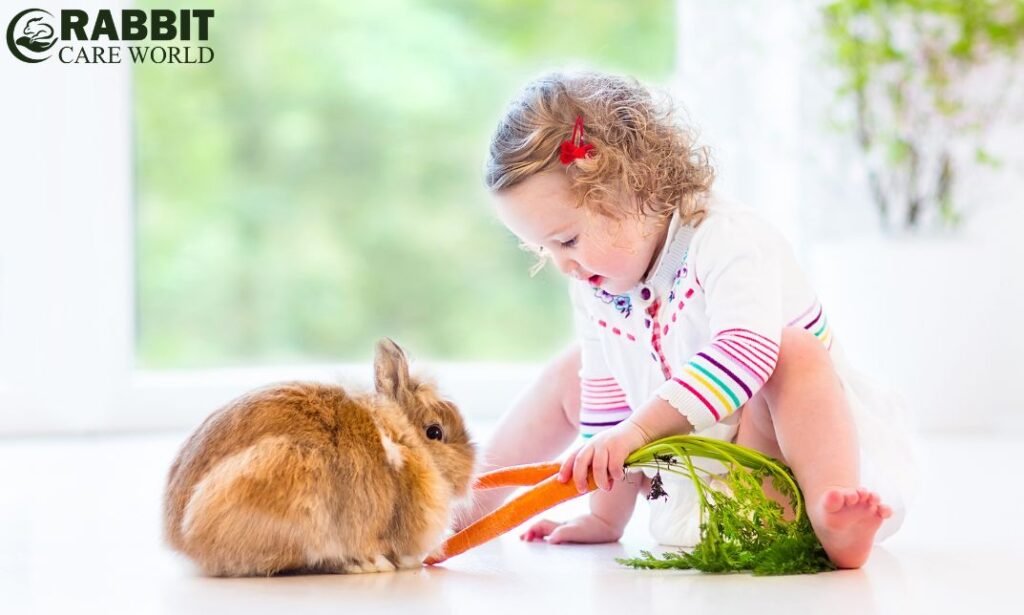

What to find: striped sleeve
left=788, top=298, right=833, bottom=350
left=570, top=282, right=632, bottom=439
left=655, top=215, right=783, bottom=432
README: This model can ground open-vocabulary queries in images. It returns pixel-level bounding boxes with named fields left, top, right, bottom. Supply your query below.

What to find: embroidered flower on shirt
left=676, top=250, right=690, bottom=283
left=593, top=287, right=632, bottom=318
left=669, top=261, right=689, bottom=302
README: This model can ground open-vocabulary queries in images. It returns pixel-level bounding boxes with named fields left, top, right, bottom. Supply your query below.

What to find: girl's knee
left=555, top=342, right=582, bottom=381
left=552, top=343, right=582, bottom=426
left=774, top=326, right=831, bottom=376
left=762, top=327, right=835, bottom=399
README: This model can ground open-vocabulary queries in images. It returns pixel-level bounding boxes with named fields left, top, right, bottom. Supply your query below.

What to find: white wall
left=674, top=0, right=806, bottom=246
left=0, top=1, right=136, bottom=432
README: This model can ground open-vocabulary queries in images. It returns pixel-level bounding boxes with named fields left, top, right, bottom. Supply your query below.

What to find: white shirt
left=572, top=196, right=835, bottom=437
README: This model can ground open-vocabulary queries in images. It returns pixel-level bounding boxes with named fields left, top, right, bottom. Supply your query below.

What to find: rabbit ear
left=374, top=338, right=411, bottom=401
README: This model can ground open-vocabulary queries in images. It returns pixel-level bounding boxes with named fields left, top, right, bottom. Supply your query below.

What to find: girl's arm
left=628, top=396, right=695, bottom=443
left=587, top=472, right=643, bottom=536
left=522, top=472, right=643, bottom=544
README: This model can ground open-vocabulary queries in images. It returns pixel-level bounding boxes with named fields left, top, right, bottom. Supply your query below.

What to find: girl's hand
left=520, top=514, right=624, bottom=544
left=558, top=420, right=651, bottom=493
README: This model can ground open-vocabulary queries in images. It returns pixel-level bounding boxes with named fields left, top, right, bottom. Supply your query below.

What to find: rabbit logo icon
left=7, top=8, right=57, bottom=63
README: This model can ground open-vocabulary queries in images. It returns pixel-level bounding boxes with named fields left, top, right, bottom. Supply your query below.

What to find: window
left=0, top=1, right=676, bottom=434
left=134, top=0, right=676, bottom=368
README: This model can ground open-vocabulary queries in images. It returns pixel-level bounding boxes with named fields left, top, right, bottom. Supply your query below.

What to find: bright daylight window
left=134, top=0, right=675, bottom=368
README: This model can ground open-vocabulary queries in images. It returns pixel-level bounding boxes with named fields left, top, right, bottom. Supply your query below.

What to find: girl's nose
left=552, top=254, right=581, bottom=279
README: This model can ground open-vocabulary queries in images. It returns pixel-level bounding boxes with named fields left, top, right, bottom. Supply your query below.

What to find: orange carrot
left=472, top=462, right=562, bottom=490
left=426, top=473, right=597, bottom=565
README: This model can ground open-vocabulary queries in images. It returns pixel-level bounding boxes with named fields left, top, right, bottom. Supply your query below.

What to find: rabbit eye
left=425, top=424, right=444, bottom=441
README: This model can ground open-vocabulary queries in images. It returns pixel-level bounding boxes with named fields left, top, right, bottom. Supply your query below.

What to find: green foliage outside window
left=135, top=0, right=674, bottom=367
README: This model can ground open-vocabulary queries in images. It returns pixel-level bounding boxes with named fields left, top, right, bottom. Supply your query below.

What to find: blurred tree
left=822, top=0, right=1024, bottom=230
left=135, top=0, right=674, bottom=367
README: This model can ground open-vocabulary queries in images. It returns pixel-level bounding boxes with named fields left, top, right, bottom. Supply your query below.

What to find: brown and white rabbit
left=163, top=338, right=475, bottom=577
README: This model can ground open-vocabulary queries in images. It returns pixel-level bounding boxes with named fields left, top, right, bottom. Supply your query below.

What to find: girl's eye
left=559, top=236, right=579, bottom=249
left=426, top=424, right=444, bottom=441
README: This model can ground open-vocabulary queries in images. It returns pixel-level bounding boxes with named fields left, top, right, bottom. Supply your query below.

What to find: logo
left=6, top=8, right=56, bottom=63
left=5, top=8, right=214, bottom=64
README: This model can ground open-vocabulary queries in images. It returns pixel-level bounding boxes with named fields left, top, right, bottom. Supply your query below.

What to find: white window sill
left=0, top=363, right=540, bottom=435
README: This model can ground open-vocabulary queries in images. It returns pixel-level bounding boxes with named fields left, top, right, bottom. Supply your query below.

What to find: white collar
left=635, top=210, right=697, bottom=301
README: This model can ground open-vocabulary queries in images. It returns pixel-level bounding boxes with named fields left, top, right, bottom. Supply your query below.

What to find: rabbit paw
left=343, top=554, right=396, bottom=574
left=397, top=554, right=423, bottom=570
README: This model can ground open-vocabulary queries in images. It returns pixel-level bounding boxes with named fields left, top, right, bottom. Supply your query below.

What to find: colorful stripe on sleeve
left=579, top=377, right=632, bottom=439
left=655, top=328, right=780, bottom=432
left=787, top=299, right=833, bottom=350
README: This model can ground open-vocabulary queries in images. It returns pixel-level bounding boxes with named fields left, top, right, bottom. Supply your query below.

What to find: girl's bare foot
left=812, top=486, right=893, bottom=569
left=520, top=514, right=623, bottom=544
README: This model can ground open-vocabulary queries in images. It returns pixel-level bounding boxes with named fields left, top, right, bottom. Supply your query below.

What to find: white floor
left=1, top=429, right=1022, bottom=615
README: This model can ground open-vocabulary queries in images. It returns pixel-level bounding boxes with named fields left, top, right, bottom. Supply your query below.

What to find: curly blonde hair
left=485, top=70, right=714, bottom=226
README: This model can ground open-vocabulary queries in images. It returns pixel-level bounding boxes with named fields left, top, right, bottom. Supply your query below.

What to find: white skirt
left=645, top=349, right=920, bottom=547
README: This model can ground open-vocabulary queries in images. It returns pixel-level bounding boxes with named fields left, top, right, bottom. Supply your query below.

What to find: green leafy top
left=618, top=435, right=835, bottom=576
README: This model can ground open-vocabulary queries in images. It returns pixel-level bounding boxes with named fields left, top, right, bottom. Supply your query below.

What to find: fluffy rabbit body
left=163, top=339, right=475, bottom=576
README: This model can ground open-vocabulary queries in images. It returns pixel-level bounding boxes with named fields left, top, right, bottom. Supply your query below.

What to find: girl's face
left=494, top=171, right=669, bottom=295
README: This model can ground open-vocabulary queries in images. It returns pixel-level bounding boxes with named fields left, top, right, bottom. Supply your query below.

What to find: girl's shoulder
left=689, top=194, right=789, bottom=259
left=693, top=193, right=776, bottom=235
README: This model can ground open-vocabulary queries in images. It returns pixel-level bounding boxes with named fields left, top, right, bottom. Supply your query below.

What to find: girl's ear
left=374, top=338, right=411, bottom=401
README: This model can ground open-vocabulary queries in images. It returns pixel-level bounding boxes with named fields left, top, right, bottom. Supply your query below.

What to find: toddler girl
left=460, top=70, right=915, bottom=569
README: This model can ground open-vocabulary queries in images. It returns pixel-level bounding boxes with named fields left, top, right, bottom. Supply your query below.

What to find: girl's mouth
left=588, top=275, right=603, bottom=286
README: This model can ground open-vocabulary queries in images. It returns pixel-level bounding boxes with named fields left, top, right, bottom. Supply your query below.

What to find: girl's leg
left=735, top=327, right=892, bottom=569
left=734, top=394, right=794, bottom=519
left=453, top=343, right=583, bottom=530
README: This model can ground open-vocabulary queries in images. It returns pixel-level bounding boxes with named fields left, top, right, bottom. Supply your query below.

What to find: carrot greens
left=619, top=436, right=835, bottom=575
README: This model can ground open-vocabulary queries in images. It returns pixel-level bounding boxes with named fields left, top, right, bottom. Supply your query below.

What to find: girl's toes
left=878, top=504, right=893, bottom=518
left=844, top=490, right=859, bottom=507
left=823, top=490, right=846, bottom=513
left=856, top=487, right=869, bottom=500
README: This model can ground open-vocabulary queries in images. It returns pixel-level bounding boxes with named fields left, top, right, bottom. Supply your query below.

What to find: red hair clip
left=559, top=115, right=594, bottom=165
